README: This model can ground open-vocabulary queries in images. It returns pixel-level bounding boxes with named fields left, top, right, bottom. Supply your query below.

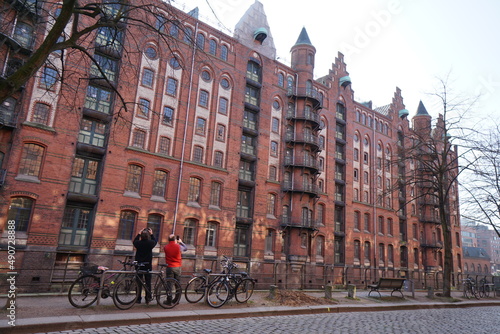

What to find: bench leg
left=391, top=289, right=404, bottom=298
left=368, top=289, right=381, bottom=298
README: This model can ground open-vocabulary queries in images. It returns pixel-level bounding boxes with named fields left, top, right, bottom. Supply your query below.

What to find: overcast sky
left=173, top=0, right=500, bottom=122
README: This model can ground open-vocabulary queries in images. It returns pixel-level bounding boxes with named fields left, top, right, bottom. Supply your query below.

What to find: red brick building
left=0, top=1, right=463, bottom=292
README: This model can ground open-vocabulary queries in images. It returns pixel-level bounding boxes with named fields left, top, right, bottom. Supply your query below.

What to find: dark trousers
left=137, top=272, right=152, bottom=301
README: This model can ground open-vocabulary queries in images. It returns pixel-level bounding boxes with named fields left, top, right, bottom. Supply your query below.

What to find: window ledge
left=208, top=205, right=221, bottom=211
left=123, top=191, right=141, bottom=199
left=15, top=175, right=41, bottom=183
left=187, top=201, right=201, bottom=208
left=150, top=195, right=166, bottom=203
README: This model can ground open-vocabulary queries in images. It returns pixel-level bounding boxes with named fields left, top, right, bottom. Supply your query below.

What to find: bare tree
left=460, top=123, right=500, bottom=238
left=0, top=0, right=194, bottom=107
left=394, top=76, right=478, bottom=297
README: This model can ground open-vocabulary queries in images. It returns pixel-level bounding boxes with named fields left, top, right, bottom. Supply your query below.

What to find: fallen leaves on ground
left=268, top=290, right=336, bottom=306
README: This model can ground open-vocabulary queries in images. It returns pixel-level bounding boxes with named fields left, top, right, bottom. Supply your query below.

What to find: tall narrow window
left=183, top=218, right=196, bottom=245
left=196, top=117, right=206, bottom=135
left=118, top=211, right=136, bottom=240
left=209, top=39, right=217, bottom=56
left=206, top=222, right=217, bottom=247
left=192, top=145, right=204, bottom=163
left=234, top=224, right=249, bottom=257
left=41, top=67, right=58, bottom=89
left=199, top=90, right=209, bottom=108
left=125, top=164, right=143, bottom=193
left=216, top=124, right=226, bottom=141
left=152, top=170, right=168, bottom=197
left=213, top=151, right=224, bottom=168
left=7, top=197, right=33, bottom=232
left=210, top=181, right=221, bottom=207
left=265, top=229, right=274, bottom=254
left=166, top=78, right=178, bottom=96
left=354, top=240, right=360, bottom=261
left=32, top=103, right=50, bottom=125
left=132, top=129, right=146, bottom=149
left=220, top=45, right=228, bottom=61
left=316, top=235, right=325, bottom=257
left=69, top=157, right=99, bottom=195
left=59, top=205, right=92, bottom=246
left=147, top=214, right=162, bottom=240
left=138, top=98, right=150, bottom=117
left=364, top=241, right=371, bottom=262
left=236, top=189, right=251, bottom=218
left=158, top=137, right=170, bottom=155
left=163, top=106, right=174, bottom=125
left=354, top=211, right=360, bottom=230
left=141, top=68, right=154, bottom=87
left=18, top=143, right=44, bottom=177
left=218, top=97, right=228, bottom=114
left=188, top=177, right=201, bottom=203
left=85, top=85, right=112, bottom=114
left=267, top=193, right=276, bottom=216
left=79, top=118, right=106, bottom=147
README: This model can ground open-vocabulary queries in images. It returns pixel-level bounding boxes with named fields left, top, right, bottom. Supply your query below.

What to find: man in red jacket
left=164, top=234, right=187, bottom=281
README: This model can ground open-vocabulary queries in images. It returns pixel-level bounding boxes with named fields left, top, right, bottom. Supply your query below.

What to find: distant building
left=0, top=1, right=463, bottom=292
left=461, top=223, right=499, bottom=274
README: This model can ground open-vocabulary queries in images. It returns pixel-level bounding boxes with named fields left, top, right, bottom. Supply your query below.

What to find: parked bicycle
left=205, top=256, right=255, bottom=308
left=112, top=262, right=182, bottom=310
left=478, top=278, right=493, bottom=298
left=68, top=259, right=133, bottom=308
left=185, top=255, right=233, bottom=303
left=462, top=277, right=479, bottom=299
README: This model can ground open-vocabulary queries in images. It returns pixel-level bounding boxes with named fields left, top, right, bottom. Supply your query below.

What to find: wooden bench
left=367, top=278, right=406, bottom=298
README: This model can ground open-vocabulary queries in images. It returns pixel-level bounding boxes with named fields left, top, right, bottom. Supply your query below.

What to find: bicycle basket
left=80, top=264, right=102, bottom=275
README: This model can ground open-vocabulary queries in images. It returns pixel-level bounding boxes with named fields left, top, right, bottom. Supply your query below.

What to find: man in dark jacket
left=133, top=228, right=157, bottom=303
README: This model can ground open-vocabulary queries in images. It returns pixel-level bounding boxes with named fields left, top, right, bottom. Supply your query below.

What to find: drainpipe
left=172, top=21, right=199, bottom=233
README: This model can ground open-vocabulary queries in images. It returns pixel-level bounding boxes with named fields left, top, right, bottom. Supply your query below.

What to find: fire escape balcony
left=282, top=181, right=319, bottom=197
left=419, top=215, right=441, bottom=224
left=281, top=216, right=318, bottom=230
left=285, top=109, right=321, bottom=127
left=284, top=132, right=320, bottom=151
left=420, top=241, right=443, bottom=249
left=0, top=111, right=19, bottom=128
left=284, top=155, right=320, bottom=173
left=286, top=87, right=322, bottom=108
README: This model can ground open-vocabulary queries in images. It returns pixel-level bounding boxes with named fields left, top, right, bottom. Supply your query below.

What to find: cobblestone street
left=35, top=306, right=500, bottom=334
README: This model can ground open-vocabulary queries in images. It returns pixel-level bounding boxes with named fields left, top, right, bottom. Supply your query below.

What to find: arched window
left=125, top=164, right=143, bottom=193
left=18, top=143, right=45, bottom=178
left=118, top=210, right=136, bottom=240
left=7, top=197, right=34, bottom=232
left=147, top=214, right=162, bottom=240
left=183, top=218, right=197, bottom=245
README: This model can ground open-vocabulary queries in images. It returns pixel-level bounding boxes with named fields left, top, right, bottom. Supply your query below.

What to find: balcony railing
left=284, top=132, right=320, bottom=148
left=282, top=181, right=320, bottom=195
left=281, top=216, right=317, bottom=229
left=284, top=155, right=320, bottom=171
left=286, top=87, right=322, bottom=107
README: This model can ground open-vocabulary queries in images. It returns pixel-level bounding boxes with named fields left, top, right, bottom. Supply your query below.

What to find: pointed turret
left=234, top=1, right=276, bottom=59
left=412, top=101, right=432, bottom=135
left=416, top=100, right=429, bottom=116
left=294, top=27, right=313, bottom=47
left=290, top=27, right=316, bottom=74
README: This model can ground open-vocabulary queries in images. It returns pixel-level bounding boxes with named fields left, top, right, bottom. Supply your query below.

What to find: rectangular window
left=196, top=117, right=206, bottom=135
left=32, top=103, right=50, bottom=125
left=69, top=157, right=99, bottom=195
left=91, top=54, right=117, bottom=82
left=354, top=240, right=360, bottom=261
left=96, top=27, right=123, bottom=51
left=199, top=90, right=209, bottom=107
left=234, top=225, right=249, bottom=257
left=239, top=160, right=254, bottom=181
left=218, top=97, right=228, bottom=114
left=141, top=68, right=154, bottom=87
left=84, top=85, right=112, bottom=114
left=41, top=67, right=58, bottom=89
left=272, top=117, right=279, bottom=133
left=7, top=197, right=33, bottom=232
left=243, top=110, right=257, bottom=130
left=132, top=129, right=146, bottom=148
left=59, top=206, right=92, bottom=246
left=79, top=118, right=106, bottom=147
left=245, top=85, right=259, bottom=105
left=210, top=182, right=221, bottom=207
left=158, top=137, right=170, bottom=155
left=353, top=148, right=359, bottom=161
left=206, top=222, right=217, bottom=247
left=241, top=134, right=256, bottom=155
left=125, top=165, right=142, bottom=193
left=138, top=98, right=150, bottom=117
left=183, top=219, right=196, bottom=245
left=216, top=124, right=225, bottom=141
left=267, top=193, right=276, bottom=216
left=214, top=151, right=224, bottom=168
left=270, top=141, right=278, bottom=156
left=166, top=78, right=178, bottom=96
left=147, top=214, right=162, bottom=241
left=118, top=211, right=136, bottom=240
left=13, top=22, right=34, bottom=49
left=152, top=170, right=168, bottom=197
left=188, top=177, right=201, bottom=203
left=193, top=146, right=203, bottom=163
left=236, top=189, right=251, bottom=218
left=334, top=238, right=344, bottom=264
left=265, top=229, right=274, bottom=254
left=18, top=143, right=44, bottom=177
left=163, top=106, right=174, bottom=125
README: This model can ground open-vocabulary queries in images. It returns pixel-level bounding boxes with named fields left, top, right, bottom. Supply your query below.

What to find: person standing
left=133, top=228, right=157, bottom=303
left=163, top=234, right=187, bottom=281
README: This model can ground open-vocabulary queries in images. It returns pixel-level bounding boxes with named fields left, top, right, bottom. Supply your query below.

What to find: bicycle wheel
left=185, top=276, right=206, bottom=303
left=206, top=279, right=230, bottom=308
left=471, top=284, right=480, bottom=299
left=478, top=285, right=485, bottom=298
left=68, top=275, right=100, bottom=308
left=235, top=278, right=255, bottom=303
left=484, top=284, right=491, bottom=298
left=156, top=278, right=182, bottom=309
left=112, top=275, right=139, bottom=310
